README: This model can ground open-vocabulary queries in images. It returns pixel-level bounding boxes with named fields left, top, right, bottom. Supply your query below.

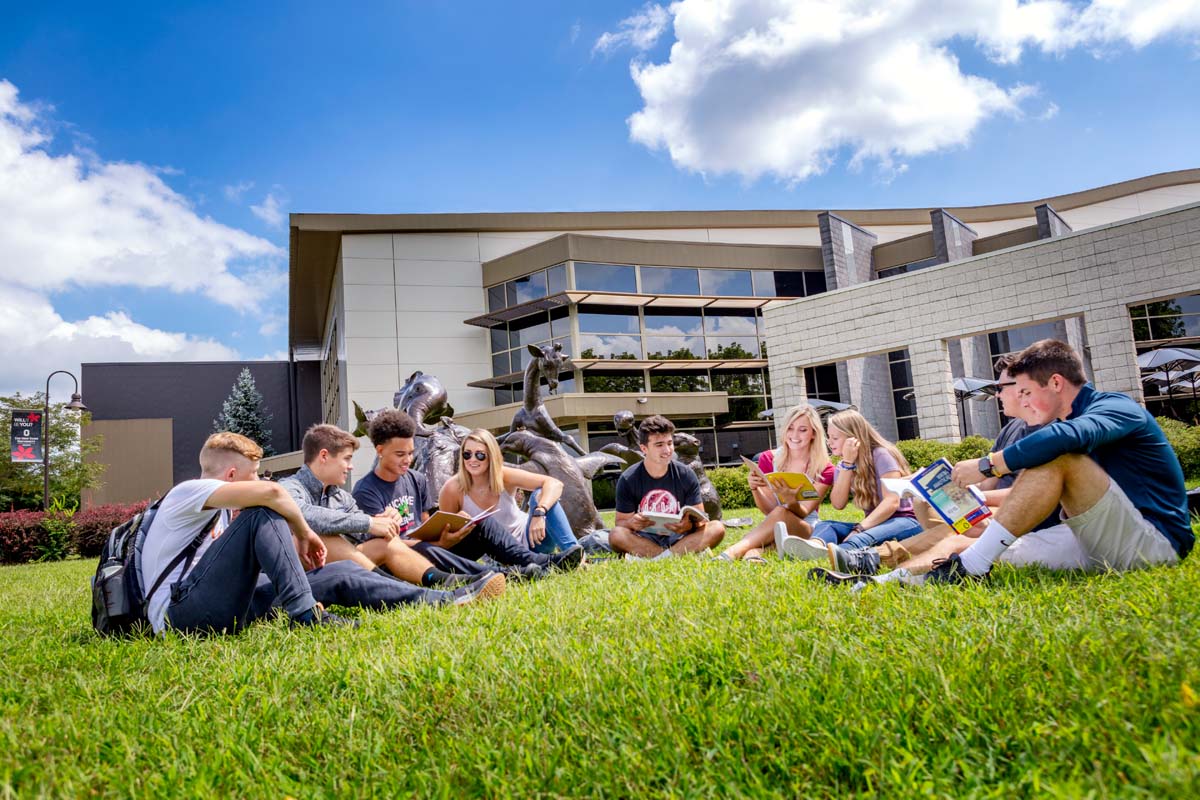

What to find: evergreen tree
left=212, top=368, right=275, bottom=455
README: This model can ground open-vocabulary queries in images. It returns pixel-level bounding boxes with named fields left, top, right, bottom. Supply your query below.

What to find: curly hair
left=367, top=409, right=417, bottom=446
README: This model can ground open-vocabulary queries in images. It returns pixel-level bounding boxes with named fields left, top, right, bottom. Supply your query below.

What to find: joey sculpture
left=672, top=431, right=722, bottom=520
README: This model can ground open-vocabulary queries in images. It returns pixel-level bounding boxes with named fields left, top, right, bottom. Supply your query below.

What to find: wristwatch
left=979, top=454, right=995, bottom=478
left=531, top=506, right=548, bottom=518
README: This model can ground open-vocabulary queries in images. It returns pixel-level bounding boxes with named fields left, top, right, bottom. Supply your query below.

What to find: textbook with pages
left=881, top=458, right=991, bottom=533
left=405, top=506, right=497, bottom=542
left=741, top=456, right=820, bottom=500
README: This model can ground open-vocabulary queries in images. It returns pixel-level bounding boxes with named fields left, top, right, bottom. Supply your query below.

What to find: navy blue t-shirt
left=615, top=460, right=702, bottom=515
left=352, top=469, right=433, bottom=537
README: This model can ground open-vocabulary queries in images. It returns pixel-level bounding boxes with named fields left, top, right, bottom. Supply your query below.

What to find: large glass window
left=575, top=262, right=637, bottom=293
left=805, top=270, right=827, bottom=295
left=707, top=337, right=759, bottom=359
left=1130, top=294, right=1200, bottom=344
left=547, top=263, right=568, bottom=295
left=700, top=269, right=754, bottom=296
left=711, top=369, right=764, bottom=396
left=487, top=285, right=506, bottom=312
left=888, top=349, right=919, bottom=439
left=988, top=320, right=1066, bottom=358
left=578, top=306, right=640, bottom=334
left=640, top=266, right=700, bottom=295
left=584, top=371, right=645, bottom=393
left=510, top=317, right=551, bottom=348
left=508, top=271, right=547, bottom=306
left=650, top=371, right=711, bottom=392
left=645, top=337, right=705, bottom=360
left=804, top=363, right=840, bottom=402
left=644, top=309, right=703, bottom=336
left=704, top=309, right=758, bottom=337
left=578, top=335, right=642, bottom=360
left=752, top=270, right=808, bottom=298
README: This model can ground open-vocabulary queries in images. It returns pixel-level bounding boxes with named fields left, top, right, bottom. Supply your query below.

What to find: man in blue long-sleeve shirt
left=939, top=339, right=1191, bottom=581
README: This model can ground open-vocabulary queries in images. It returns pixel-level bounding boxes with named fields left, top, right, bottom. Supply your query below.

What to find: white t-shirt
left=140, top=479, right=227, bottom=633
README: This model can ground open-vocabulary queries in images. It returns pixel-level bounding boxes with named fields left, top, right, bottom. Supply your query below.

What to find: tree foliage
left=213, top=368, right=275, bottom=455
left=0, top=393, right=104, bottom=510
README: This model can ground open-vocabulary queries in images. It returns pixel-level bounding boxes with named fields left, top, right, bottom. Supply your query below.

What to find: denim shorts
left=634, top=530, right=687, bottom=550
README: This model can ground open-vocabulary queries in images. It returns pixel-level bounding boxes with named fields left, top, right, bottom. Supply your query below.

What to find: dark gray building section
left=81, top=361, right=322, bottom=483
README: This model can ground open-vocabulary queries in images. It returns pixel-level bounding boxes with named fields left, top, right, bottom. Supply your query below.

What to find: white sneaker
left=780, top=536, right=829, bottom=562
left=652, top=548, right=674, bottom=561
left=774, top=521, right=788, bottom=553
left=624, top=552, right=645, bottom=562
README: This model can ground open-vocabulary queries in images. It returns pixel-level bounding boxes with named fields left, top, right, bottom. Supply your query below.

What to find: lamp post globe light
left=43, top=370, right=87, bottom=511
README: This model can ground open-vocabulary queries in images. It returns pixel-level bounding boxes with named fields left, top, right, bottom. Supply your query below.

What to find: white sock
left=958, top=521, right=1016, bottom=575
left=653, top=548, right=674, bottom=560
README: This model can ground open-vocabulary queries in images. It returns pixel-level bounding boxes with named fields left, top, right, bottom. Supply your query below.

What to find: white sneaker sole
left=780, top=535, right=830, bottom=562
left=774, top=521, right=788, bottom=553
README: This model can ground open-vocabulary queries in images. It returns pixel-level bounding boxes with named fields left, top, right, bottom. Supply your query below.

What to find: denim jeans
left=410, top=541, right=490, bottom=576
left=448, top=516, right=551, bottom=567
left=526, top=489, right=578, bottom=554
left=811, top=515, right=924, bottom=550
left=250, top=561, right=453, bottom=619
left=166, top=507, right=315, bottom=634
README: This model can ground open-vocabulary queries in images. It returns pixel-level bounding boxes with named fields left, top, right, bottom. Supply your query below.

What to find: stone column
left=1083, top=304, right=1143, bottom=400
left=1035, top=203, right=1073, bottom=239
left=931, top=209, right=977, bottom=263
left=909, top=338, right=962, bottom=442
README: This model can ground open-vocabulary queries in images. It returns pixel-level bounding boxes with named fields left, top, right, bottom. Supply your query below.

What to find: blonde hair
left=199, top=432, right=263, bottom=475
left=452, top=429, right=505, bottom=498
left=827, top=410, right=910, bottom=513
left=772, top=404, right=831, bottom=484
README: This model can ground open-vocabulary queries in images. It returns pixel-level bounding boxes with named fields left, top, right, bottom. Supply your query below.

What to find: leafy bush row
left=1155, top=417, right=1200, bottom=479
left=0, top=500, right=149, bottom=565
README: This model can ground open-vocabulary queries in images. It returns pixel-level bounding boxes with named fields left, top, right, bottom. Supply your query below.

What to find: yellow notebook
left=742, top=456, right=820, bottom=500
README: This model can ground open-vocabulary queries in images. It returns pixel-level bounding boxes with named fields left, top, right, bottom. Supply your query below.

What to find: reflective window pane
left=547, top=263, right=568, bottom=295
left=707, top=336, right=759, bottom=359
left=577, top=335, right=642, bottom=360
left=494, top=388, right=513, bottom=405
left=717, top=397, right=767, bottom=425
left=553, top=336, right=572, bottom=357
left=510, top=272, right=548, bottom=305
left=491, top=351, right=511, bottom=377
left=644, top=308, right=703, bottom=336
left=490, top=327, right=508, bottom=353
left=487, top=285, right=507, bottom=312
left=772, top=271, right=807, bottom=297
left=511, top=317, right=551, bottom=347
left=711, top=369, right=764, bottom=396
left=700, top=269, right=754, bottom=296
left=752, top=271, right=775, bottom=297
left=650, top=372, right=711, bottom=392
left=641, top=266, right=700, bottom=295
left=645, top=336, right=704, bottom=360
left=575, top=262, right=637, bottom=293
left=549, top=306, right=571, bottom=338
left=584, top=371, right=645, bottom=392
left=896, top=417, right=920, bottom=440
left=704, top=310, right=758, bottom=337
left=578, top=306, right=640, bottom=334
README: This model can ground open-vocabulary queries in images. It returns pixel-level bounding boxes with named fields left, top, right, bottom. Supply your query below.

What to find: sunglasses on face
left=463, top=450, right=488, bottom=461
left=996, top=381, right=1017, bottom=389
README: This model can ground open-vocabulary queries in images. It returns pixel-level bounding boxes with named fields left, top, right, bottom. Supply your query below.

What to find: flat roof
left=289, top=168, right=1200, bottom=349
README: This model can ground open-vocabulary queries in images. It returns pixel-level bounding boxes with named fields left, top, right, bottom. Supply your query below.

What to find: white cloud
left=605, top=0, right=1200, bottom=182
left=570, top=21, right=581, bottom=45
left=224, top=180, right=255, bottom=201
left=594, top=3, right=670, bottom=55
left=0, top=80, right=283, bottom=311
left=0, top=288, right=238, bottom=395
left=251, top=192, right=286, bottom=228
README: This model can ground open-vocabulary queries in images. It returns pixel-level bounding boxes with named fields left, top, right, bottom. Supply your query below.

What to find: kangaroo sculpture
left=505, top=342, right=586, bottom=456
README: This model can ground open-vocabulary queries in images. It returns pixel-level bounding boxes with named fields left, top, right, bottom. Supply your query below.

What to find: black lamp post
left=43, top=370, right=87, bottom=511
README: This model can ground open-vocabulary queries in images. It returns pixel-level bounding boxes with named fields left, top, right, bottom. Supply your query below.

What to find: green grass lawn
left=1, top=510, right=1198, bottom=797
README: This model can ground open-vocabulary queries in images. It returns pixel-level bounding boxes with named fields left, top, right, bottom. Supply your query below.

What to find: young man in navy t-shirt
left=610, top=415, right=726, bottom=559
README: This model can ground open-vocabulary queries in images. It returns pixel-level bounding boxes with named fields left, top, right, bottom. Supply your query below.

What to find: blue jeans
left=251, top=561, right=453, bottom=619
left=526, top=489, right=578, bottom=554
left=811, top=515, right=924, bottom=550
left=166, top=507, right=316, bottom=635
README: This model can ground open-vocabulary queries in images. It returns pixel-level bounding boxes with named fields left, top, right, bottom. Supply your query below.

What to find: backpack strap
left=144, top=512, right=221, bottom=602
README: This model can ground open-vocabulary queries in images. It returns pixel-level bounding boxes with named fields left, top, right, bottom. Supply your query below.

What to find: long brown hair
left=827, top=410, right=910, bottom=513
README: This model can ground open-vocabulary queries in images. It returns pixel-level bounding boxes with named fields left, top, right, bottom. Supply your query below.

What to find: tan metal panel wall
left=82, top=419, right=174, bottom=508
left=872, top=231, right=935, bottom=270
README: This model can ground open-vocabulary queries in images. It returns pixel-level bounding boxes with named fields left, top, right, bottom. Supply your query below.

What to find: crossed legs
left=724, top=506, right=811, bottom=560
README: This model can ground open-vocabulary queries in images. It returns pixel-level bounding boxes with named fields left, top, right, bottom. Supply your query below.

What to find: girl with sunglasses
left=439, top=429, right=579, bottom=554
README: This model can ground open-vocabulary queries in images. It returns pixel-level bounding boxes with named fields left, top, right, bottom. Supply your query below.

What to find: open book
left=404, top=506, right=497, bottom=542
left=642, top=506, right=708, bottom=536
left=741, top=456, right=820, bottom=500
left=882, top=458, right=991, bottom=533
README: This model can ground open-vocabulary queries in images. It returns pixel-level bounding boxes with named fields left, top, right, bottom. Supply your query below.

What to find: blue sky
left=1, top=0, right=1198, bottom=394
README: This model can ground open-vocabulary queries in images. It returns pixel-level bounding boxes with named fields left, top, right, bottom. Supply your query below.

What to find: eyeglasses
left=996, top=381, right=1017, bottom=389
left=463, top=450, right=488, bottom=461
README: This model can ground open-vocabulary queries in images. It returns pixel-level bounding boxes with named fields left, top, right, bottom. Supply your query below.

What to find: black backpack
left=90, top=499, right=215, bottom=637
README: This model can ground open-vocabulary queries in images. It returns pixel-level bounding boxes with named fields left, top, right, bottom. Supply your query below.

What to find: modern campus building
left=289, top=169, right=1200, bottom=478
left=79, top=169, right=1200, bottom=505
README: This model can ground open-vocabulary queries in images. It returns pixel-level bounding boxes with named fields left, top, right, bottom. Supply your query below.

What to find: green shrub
left=896, top=439, right=953, bottom=469
left=708, top=465, right=754, bottom=510
left=1157, top=416, right=1200, bottom=479
left=950, top=435, right=994, bottom=463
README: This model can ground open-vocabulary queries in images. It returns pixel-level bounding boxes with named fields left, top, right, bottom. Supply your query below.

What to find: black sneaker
left=290, top=606, right=359, bottom=629
left=926, top=553, right=987, bottom=585
left=452, top=571, right=507, bottom=606
left=433, top=571, right=485, bottom=589
left=501, top=563, right=548, bottom=582
left=807, top=567, right=873, bottom=587
left=828, top=544, right=881, bottom=575
left=547, top=544, right=586, bottom=572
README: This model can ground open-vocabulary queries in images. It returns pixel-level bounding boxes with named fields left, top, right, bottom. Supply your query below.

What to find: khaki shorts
left=1062, top=479, right=1179, bottom=572
left=1000, top=524, right=1088, bottom=571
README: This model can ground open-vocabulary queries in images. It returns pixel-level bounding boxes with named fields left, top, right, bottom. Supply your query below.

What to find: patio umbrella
left=952, top=377, right=999, bottom=436
left=1138, top=346, right=1200, bottom=418
left=758, top=398, right=853, bottom=420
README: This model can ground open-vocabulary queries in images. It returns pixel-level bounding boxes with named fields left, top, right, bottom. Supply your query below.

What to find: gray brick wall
left=931, top=209, right=978, bottom=264
left=765, top=201, right=1200, bottom=441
